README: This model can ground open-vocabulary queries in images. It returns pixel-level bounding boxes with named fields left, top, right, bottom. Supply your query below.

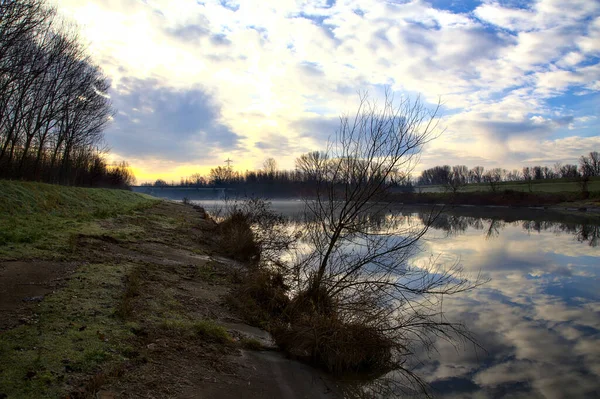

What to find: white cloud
left=55, top=0, right=600, bottom=179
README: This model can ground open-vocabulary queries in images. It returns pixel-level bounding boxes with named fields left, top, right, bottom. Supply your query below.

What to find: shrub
left=227, top=268, right=290, bottom=327
left=214, top=197, right=297, bottom=266
left=271, top=313, right=396, bottom=374
left=217, top=210, right=260, bottom=262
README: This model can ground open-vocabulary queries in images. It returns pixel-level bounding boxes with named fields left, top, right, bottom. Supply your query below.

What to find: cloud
left=55, top=0, right=600, bottom=180
left=107, top=77, right=240, bottom=162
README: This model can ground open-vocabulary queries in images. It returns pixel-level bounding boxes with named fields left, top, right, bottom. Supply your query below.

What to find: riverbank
left=0, top=181, right=339, bottom=398
left=391, top=190, right=600, bottom=212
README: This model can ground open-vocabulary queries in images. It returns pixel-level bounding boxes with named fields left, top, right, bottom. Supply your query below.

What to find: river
left=198, top=200, right=600, bottom=398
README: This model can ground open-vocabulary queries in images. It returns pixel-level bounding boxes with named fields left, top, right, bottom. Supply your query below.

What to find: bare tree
left=295, top=151, right=329, bottom=182
left=262, top=157, right=278, bottom=176
left=209, top=165, right=233, bottom=184
left=418, top=165, right=450, bottom=186
left=484, top=168, right=503, bottom=192
left=470, top=166, right=484, bottom=184
left=522, top=167, right=533, bottom=192
left=286, top=92, right=485, bottom=387
left=447, top=165, right=469, bottom=193
left=0, top=0, right=118, bottom=187
left=578, top=152, right=599, bottom=196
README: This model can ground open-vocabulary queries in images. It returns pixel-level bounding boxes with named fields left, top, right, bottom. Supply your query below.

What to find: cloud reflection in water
left=410, top=212, right=600, bottom=399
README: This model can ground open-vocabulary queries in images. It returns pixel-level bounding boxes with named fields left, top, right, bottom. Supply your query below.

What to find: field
left=416, top=176, right=600, bottom=194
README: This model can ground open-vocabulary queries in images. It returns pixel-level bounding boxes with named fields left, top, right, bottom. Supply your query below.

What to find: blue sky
left=56, top=0, right=599, bottom=181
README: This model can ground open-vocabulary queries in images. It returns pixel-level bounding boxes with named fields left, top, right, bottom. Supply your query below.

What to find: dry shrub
left=269, top=285, right=397, bottom=375
left=286, top=284, right=336, bottom=317
left=227, top=268, right=290, bottom=327
left=217, top=211, right=260, bottom=262
left=271, top=313, right=395, bottom=374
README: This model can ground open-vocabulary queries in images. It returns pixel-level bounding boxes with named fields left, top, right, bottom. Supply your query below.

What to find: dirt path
left=0, top=201, right=342, bottom=398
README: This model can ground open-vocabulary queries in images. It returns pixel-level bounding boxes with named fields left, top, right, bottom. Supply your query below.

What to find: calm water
left=199, top=200, right=600, bottom=398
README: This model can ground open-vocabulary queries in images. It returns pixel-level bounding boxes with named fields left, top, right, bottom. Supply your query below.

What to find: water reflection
left=200, top=200, right=600, bottom=398
left=418, top=211, right=600, bottom=247
left=405, top=209, right=600, bottom=399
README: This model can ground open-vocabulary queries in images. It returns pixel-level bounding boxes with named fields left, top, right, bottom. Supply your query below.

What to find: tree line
left=144, top=151, right=599, bottom=196
left=143, top=154, right=414, bottom=197
left=417, top=151, right=600, bottom=193
left=0, top=0, right=133, bottom=188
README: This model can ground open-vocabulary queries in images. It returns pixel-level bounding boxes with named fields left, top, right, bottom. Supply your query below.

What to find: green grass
left=0, top=180, right=158, bottom=258
left=0, top=262, right=139, bottom=398
left=417, top=176, right=600, bottom=194
left=158, top=319, right=232, bottom=344
left=0, top=182, right=237, bottom=397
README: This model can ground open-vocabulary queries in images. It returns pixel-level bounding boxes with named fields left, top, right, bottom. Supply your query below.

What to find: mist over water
left=198, top=200, right=600, bottom=398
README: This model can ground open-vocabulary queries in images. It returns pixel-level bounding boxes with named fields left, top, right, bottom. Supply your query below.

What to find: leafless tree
left=578, top=151, right=599, bottom=196
left=447, top=165, right=469, bottom=193
left=289, top=91, right=486, bottom=389
left=0, top=0, right=118, bottom=187
left=484, top=168, right=503, bottom=192
left=505, top=169, right=522, bottom=182
left=262, top=157, right=278, bottom=177
left=522, top=167, right=533, bottom=192
left=295, top=150, right=329, bottom=182
left=470, top=166, right=484, bottom=184
left=209, top=165, right=234, bottom=184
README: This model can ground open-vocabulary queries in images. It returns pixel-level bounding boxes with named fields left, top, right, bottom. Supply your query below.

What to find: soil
left=0, top=261, right=77, bottom=331
left=0, top=201, right=342, bottom=398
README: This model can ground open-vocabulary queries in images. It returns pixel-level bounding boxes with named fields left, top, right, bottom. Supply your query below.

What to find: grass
left=158, top=319, right=232, bottom=344
left=416, top=176, right=600, bottom=194
left=0, top=181, right=239, bottom=397
left=0, top=262, right=139, bottom=398
left=0, top=180, right=158, bottom=259
left=394, top=188, right=600, bottom=208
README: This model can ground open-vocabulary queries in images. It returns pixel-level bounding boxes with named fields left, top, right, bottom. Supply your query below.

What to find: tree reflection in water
left=417, top=211, right=599, bottom=247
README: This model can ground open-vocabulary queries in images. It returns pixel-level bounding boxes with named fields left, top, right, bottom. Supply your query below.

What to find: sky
left=54, top=0, right=600, bottom=183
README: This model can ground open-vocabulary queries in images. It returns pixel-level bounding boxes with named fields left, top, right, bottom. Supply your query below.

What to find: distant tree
left=189, top=173, right=207, bottom=186
left=210, top=165, right=233, bottom=184
left=418, top=165, right=451, bottom=186
left=580, top=151, right=600, bottom=177
left=505, top=169, right=522, bottom=182
left=522, top=167, right=533, bottom=192
left=542, top=166, right=555, bottom=180
left=553, top=162, right=563, bottom=178
left=578, top=153, right=598, bottom=196
left=295, top=151, right=329, bottom=182
left=484, top=168, right=503, bottom=192
left=469, top=166, right=484, bottom=184
left=389, top=168, right=412, bottom=188
left=263, top=157, right=278, bottom=175
left=447, top=165, right=469, bottom=193
left=560, top=164, right=579, bottom=179
left=154, top=179, right=168, bottom=187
